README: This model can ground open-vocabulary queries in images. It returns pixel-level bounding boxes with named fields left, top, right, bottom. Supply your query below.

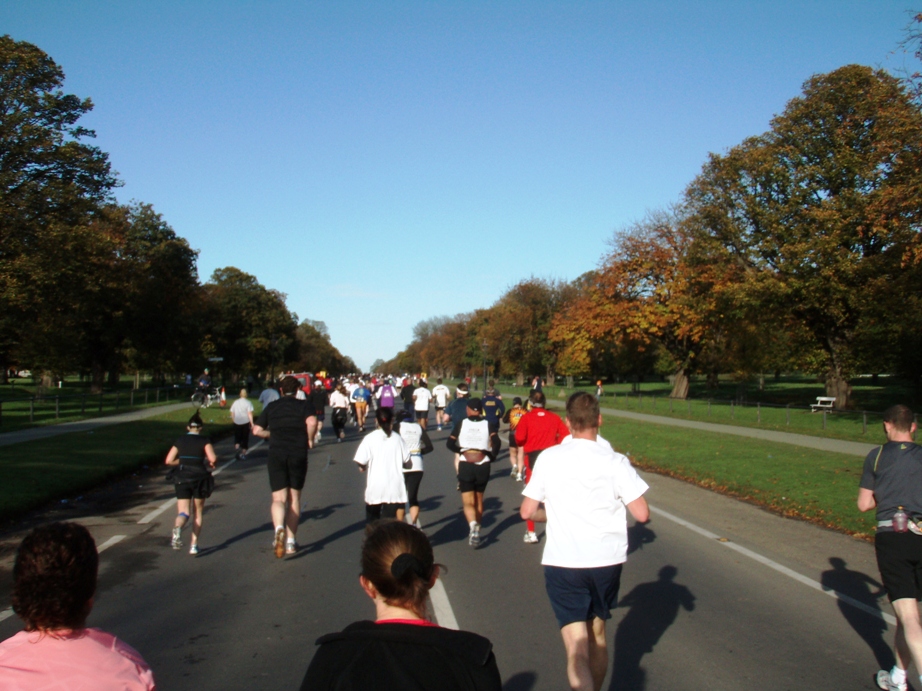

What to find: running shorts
left=544, top=563, right=623, bottom=629
left=355, top=401, right=368, bottom=411
left=457, top=462, right=490, bottom=493
left=876, top=531, right=922, bottom=601
left=508, top=431, right=518, bottom=448
left=404, top=471, right=424, bottom=507
left=415, top=410, right=428, bottom=421
left=267, top=451, right=308, bottom=492
left=174, top=474, right=214, bottom=500
left=365, top=503, right=404, bottom=524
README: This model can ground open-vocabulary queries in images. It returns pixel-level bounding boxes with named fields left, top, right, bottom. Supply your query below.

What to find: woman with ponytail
left=354, top=407, right=412, bottom=524
left=301, top=520, right=501, bottom=690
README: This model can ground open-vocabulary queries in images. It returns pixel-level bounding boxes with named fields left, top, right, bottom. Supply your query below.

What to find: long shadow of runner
left=820, top=557, right=894, bottom=671
left=290, top=518, right=368, bottom=560
left=609, top=566, right=695, bottom=691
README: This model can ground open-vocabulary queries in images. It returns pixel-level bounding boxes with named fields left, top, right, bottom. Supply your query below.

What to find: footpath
left=544, top=399, right=877, bottom=458
left=0, top=402, right=194, bottom=448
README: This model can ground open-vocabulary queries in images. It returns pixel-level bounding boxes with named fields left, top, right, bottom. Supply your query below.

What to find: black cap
left=467, top=397, right=483, bottom=413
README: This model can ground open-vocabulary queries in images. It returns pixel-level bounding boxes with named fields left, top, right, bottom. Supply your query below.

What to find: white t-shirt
left=354, top=429, right=410, bottom=504
left=399, top=421, right=425, bottom=472
left=522, top=436, right=648, bottom=568
left=432, top=385, right=451, bottom=407
left=230, top=397, right=254, bottom=425
left=413, top=387, right=433, bottom=412
left=329, top=390, right=350, bottom=409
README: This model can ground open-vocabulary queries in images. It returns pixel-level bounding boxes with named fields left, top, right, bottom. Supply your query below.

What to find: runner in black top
left=164, top=413, right=217, bottom=555
left=253, top=376, right=317, bottom=558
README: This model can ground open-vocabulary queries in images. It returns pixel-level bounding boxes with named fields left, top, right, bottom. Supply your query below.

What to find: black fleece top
left=300, top=620, right=502, bottom=691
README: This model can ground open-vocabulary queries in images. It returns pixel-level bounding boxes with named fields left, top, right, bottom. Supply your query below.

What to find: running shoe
left=523, top=531, right=539, bottom=544
left=414, top=519, right=422, bottom=529
left=469, top=523, right=481, bottom=547
left=171, top=527, right=182, bottom=550
left=516, top=471, right=523, bottom=482
left=273, top=527, right=286, bottom=559
left=285, top=539, right=298, bottom=555
left=189, top=544, right=199, bottom=555
left=877, top=670, right=907, bottom=691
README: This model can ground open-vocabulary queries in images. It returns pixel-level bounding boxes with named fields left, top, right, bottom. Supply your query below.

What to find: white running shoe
left=523, top=531, right=539, bottom=544
left=469, top=523, right=481, bottom=547
left=877, top=670, right=907, bottom=691
left=189, top=544, right=199, bottom=555
left=171, top=527, right=182, bottom=550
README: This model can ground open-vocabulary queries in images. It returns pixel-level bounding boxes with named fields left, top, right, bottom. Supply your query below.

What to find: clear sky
left=2, top=1, right=917, bottom=370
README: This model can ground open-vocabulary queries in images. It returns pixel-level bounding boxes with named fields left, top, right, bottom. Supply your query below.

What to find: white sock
left=891, top=667, right=906, bottom=685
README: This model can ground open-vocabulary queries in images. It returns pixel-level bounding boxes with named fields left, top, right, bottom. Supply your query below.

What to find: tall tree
left=0, top=35, right=119, bottom=380
left=684, top=65, right=922, bottom=407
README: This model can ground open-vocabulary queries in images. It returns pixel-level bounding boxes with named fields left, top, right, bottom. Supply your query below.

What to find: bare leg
left=286, top=488, right=302, bottom=540
left=190, top=498, right=205, bottom=546
left=175, top=499, right=191, bottom=529
left=271, top=488, right=289, bottom=532
left=473, top=491, right=484, bottom=524
left=461, top=491, right=478, bottom=525
left=560, top=619, right=608, bottom=691
left=408, top=505, right=420, bottom=524
left=891, top=599, right=922, bottom=676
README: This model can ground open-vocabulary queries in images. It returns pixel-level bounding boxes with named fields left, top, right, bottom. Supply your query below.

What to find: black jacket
left=301, top=621, right=502, bottom=691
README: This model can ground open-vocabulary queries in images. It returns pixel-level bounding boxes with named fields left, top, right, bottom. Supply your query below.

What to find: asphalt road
left=0, top=411, right=896, bottom=690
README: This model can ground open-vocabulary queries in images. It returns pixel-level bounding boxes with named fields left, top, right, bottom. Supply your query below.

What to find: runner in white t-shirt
left=521, top=392, right=649, bottom=691
left=431, top=378, right=451, bottom=431
left=412, top=383, right=433, bottom=430
left=228, top=389, right=255, bottom=458
left=354, top=407, right=411, bottom=524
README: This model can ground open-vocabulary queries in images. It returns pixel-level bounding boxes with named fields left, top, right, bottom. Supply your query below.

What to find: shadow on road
left=627, top=522, right=656, bottom=556
left=609, top=565, right=695, bottom=691
left=293, top=518, right=367, bottom=559
left=821, top=557, right=894, bottom=671
left=503, top=671, right=537, bottom=691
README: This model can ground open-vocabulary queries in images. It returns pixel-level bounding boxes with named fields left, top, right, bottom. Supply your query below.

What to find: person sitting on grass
left=0, top=522, right=156, bottom=690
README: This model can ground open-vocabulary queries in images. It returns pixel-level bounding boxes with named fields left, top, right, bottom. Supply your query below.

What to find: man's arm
left=520, top=497, right=546, bottom=522
left=627, top=496, right=649, bottom=523
left=857, top=488, right=876, bottom=512
left=306, top=415, right=317, bottom=448
left=252, top=424, right=270, bottom=439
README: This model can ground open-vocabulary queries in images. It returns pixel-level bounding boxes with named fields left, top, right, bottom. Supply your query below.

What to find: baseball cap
left=467, top=398, right=483, bottom=413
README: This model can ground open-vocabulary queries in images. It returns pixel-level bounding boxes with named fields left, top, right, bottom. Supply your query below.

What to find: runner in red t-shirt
left=515, top=390, right=569, bottom=543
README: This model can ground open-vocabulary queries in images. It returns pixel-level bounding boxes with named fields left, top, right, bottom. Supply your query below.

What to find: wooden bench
left=810, top=396, right=836, bottom=412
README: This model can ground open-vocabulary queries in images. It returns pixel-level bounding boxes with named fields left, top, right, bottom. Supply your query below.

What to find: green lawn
left=600, top=413, right=876, bottom=539
left=0, top=406, right=237, bottom=522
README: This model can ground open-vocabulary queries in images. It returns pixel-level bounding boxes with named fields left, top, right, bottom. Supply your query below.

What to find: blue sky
left=2, top=1, right=917, bottom=370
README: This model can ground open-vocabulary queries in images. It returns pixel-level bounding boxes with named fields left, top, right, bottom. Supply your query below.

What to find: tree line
left=381, top=28, right=922, bottom=409
left=0, top=36, right=355, bottom=391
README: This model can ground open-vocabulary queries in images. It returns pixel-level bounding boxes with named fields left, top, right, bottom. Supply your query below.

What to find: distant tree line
left=382, top=39, right=922, bottom=409
left=0, top=36, right=355, bottom=391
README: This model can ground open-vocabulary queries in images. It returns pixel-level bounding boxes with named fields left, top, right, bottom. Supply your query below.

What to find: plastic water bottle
left=893, top=506, right=909, bottom=533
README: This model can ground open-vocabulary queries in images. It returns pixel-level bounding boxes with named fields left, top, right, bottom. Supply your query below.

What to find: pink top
left=0, top=627, right=155, bottom=690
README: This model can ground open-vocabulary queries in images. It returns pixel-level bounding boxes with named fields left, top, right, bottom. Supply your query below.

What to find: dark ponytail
left=376, top=406, right=394, bottom=437
left=361, top=521, right=440, bottom=616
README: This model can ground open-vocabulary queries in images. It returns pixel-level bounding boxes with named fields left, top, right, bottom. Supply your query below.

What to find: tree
left=0, top=35, right=119, bottom=381
left=684, top=65, right=922, bottom=408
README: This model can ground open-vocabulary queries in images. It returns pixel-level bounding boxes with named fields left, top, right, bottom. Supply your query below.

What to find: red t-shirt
left=515, top=407, right=569, bottom=454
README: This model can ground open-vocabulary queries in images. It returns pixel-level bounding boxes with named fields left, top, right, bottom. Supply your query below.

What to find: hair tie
left=391, top=553, right=426, bottom=581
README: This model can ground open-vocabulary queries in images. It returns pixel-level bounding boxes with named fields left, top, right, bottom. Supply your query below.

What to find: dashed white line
left=649, top=505, right=896, bottom=626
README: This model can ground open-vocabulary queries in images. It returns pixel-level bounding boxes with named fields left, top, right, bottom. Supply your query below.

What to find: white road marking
left=136, top=442, right=259, bottom=525
left=0, top=534, right=127, bottom=623
left=429, top=577, right=459, bottom=630
left=650, top=505, right=896, bottom=626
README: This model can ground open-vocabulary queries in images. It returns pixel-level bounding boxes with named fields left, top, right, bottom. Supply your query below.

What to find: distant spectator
left=0, top=522, right=156, bottom=690
left=259, top=385, right=280, bottom=407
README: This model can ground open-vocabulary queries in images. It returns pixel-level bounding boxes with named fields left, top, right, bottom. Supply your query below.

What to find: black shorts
left=457, top=462, right=490, bottom=493
left=268, top=451, right=308, bottom=492
left=233, top=423, right=250, bottom=448
left=175, top=475, right=214, bottom=500
left=366, top=503, right=404, bottom=524
left=404, top=471, right=424, bottom=507
left=508, top=431, right=518, bottom=448
left=436, top=406, right=445, bottom=412
left=876, top=530, right=922, bottom=601
left=415, top=410, right=428, bottom=421
left=544, top=563, right=623, bottom=629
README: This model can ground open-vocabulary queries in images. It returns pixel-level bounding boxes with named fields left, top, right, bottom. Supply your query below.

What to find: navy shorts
left=544, top=563, right=623, bottom=628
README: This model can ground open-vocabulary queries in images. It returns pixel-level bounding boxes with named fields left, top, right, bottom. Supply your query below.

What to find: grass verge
left=0, top=407, right=234, bottom=522
left=601, top=414, right=876, bottom=539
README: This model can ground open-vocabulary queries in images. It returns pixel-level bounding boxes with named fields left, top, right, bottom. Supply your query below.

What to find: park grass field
left=0, top=406, right=237, bottom=522
left=599, top=414, right=877, bottom=539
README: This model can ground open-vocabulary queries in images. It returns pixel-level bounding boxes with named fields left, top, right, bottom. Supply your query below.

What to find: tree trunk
left=516, top=372, right=524, bottom=387
left=566, top=375, right=574, bottom=388
left=825, top=370, right=851, bottom=410
left=670, top=368, right=689, bottom=399
left=90, top=361, right=105, bottom=394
